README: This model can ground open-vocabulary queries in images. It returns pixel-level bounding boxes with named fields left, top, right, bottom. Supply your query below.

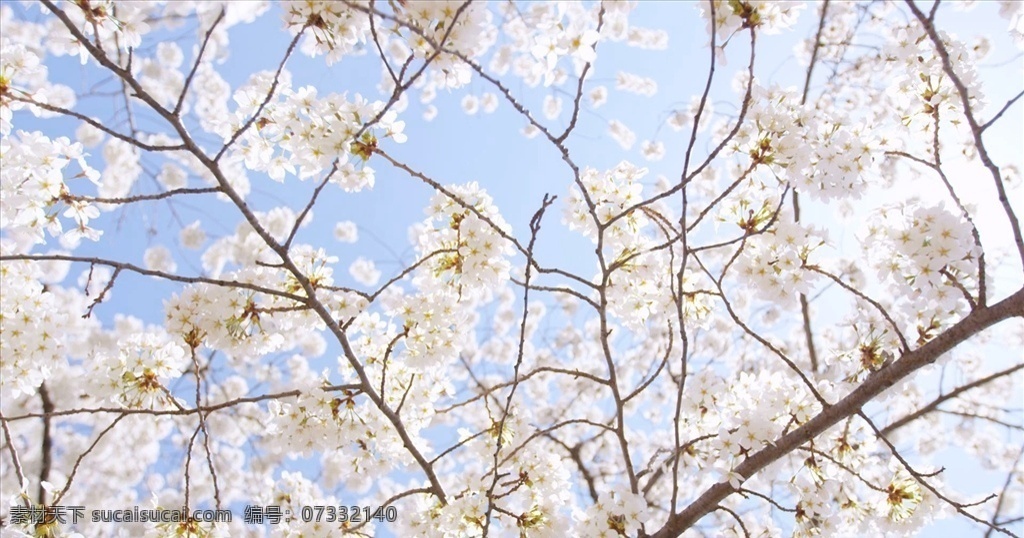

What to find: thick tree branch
left=650, top=287, right=1024, bottom=538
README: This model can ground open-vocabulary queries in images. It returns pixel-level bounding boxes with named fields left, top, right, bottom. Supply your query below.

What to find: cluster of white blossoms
left=733, top=219, right=826, bottom=306
left=165, top=281, right=279, bottom=359
left=883, top=24, right=985, bottom=129
left=265, top=385, right=377, bottom=457
left=794, top=122, right=878, bottom=202
left=639, top=140, right=665, bottom=162
left=731, top=83, right=879, bottom=202
left=0, top=35, right=70, bottom=136
left=397, top=1, right=495, bottom=89
left=573, top=161, right=659, bottom=329
left=414, top=182, right=513, bottom=301
left=163, top=254, right=344, bottom=362
left=483, top=0, right=664, bottom=100
left=793, top=1, right=870, bottom=68
left=406, top=491, right=488, bottom=538
left=607, top=255, right=712, bottom=332
left=999, top=0, right=1024, bottom=45
left=0, top=257, right=70, bottom=398
left=98, top=138, right=142, bottom=201
left=333, top=220, right=358, bottom=243
left=607, top=120, right=637, bottom=151
left=565, top=161, right=649, bottom=251
left=339, top=310, right=455, bottom=444
left=456, top=92, right=500, bottom=117
left=136, top=42, right=186, bottom=110
left=0, top=131, right=101, bottom=250
left=490, top=2, right=602, bottom=88
left=699, top=0, right=804, bottom=41
left=385, top=291, right=470, bottom=369
left=89, top=331, right=188, bottom=410
left=573, top=489, right=648, bottom=538
left=247, top=471, right=357, bottom=537
left=789, top=453, right=945, bottom=537
left=143, top=245, right=176, bottom=274
left=349, top=256, right=381, bottom=287
left=282, top=0, right=371, bottom=65
left=179, top=220, right=207, bottom=250
left=229, top=74, right=406, bottom=188
left=0, top=7, right=45, bottom=86
left=399, top=416, right=577, bottom=536
left=542, top=94, right=563, bottom=120
left=48, top=0, right=152, bottom=60
left=862, top=202, right=981, bottom=331
left=566, top=162, right=711, bottom=330
left=381, top=0, right=663, bottom=125
left=667, top=363, right=952, bottom=537
left=706, top=370, right=815, bottom=468
left=614, top=71, right=657, bottom=97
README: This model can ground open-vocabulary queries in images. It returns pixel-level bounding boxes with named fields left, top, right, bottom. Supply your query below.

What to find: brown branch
left=189, top=346, right=222, bottom=510
left=649, top=287, right=1024, bottom=537
left=483, top=195, right=553, bottom=536
left=860, top=411, right=1014, bottom=537
left=0, top=254, right=307, bottom=303
left=6, top=94, right=186, bottom=152
left=3, top=384, right=361, bottom=422
left=65, top=187, right=221, bottom=205
left=0, top=411, right=27, bottom=491
left=905, top=0, right=1024, bottom=270
left=173, top=8, right=225, bottom=116
left=807, top=265, right=910, bottom=352
left=36, top=384, right=54, bottom=505
left=881, top=362, right=1024, bottom=435
left=985, top=445, right=1024, bottom=538
left=434, top=365, right=609, bottom=415
left=793, top=0, right=832, bottom=374
left=53, top=413, right=128, bottom=505
left=83, top=266, right=119, bottom=318
left=556, top=6, right=605, bottom=143
left=980, top=89, right=1024, bottom=133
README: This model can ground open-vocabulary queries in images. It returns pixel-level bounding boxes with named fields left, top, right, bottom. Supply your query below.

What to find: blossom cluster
left=883, top=24, right=986, bottom=129
left=862, top=202, right=981, bottom=332
left=731, top=83, right=880, bottom=202
left=733, top=218, right=826, bottom=306
left=282, top=0, right=372, bottom=65
left=414, top=182, right=514, bottom=302
left=89, top=331, right=188, bottom=410
left=403, top=441, right=577, bottom=537
left=397, top=1, right=495, bottom=89
left=699, top=0, right=804, bottom=41
left=0, top=32, right=70, bottom=135
left=165, top=244, right=362, bottom=363
left=565, top=161, right=650, bottom=254
left=614, top=71, right=658, bottom=97
left=0, top=256, right=71, bottom=398
left=490, top=2, right=603, bottom=88
left=0, top=131, right=100, bottom=250
left=566, top=161, right=711, bottom=330
left=573, top=490, right=649, bottom=538
left=229, top=75, right=407, bottom=188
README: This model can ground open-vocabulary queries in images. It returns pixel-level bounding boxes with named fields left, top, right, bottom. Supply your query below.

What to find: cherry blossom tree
left=2, top=1, right=1023, bottom=537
